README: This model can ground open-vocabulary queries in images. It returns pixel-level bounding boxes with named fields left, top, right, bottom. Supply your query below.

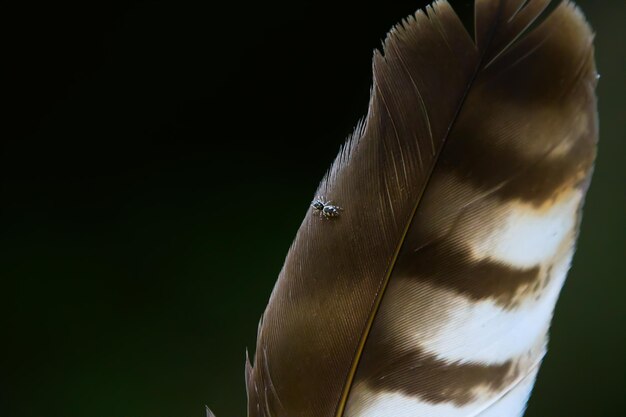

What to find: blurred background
left=3, top=1, right=624, bottom=416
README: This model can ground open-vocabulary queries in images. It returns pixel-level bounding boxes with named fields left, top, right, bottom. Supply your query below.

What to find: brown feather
left=245, top=1, right=597, bottom=416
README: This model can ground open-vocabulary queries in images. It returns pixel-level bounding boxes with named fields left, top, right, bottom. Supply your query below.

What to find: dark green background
left=4, top=1, right=624, bottom=416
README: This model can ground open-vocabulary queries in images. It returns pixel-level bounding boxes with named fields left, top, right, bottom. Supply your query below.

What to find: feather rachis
left=246, top=1, right=597, bottom=416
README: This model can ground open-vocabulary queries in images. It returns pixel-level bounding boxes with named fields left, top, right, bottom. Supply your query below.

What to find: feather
left=244, top=1, right=598, bottom=416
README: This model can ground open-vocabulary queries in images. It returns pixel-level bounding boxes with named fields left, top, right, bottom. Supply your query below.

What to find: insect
left=311, top=197, right=342, bottom=219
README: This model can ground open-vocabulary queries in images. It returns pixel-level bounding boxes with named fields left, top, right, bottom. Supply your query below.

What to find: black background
left=4, top=1, right=625, bottom=416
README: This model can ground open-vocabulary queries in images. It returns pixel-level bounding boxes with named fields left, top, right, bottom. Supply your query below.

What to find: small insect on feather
left=311, top=197, right=342, bottom=219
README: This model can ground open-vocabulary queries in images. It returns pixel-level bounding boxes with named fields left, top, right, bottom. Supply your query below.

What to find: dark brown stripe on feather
left=396, top=239, right=540, bottom=308
left=356, top=346, right=516, bottom=406
left=440, top=101, right=595, bottom=205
